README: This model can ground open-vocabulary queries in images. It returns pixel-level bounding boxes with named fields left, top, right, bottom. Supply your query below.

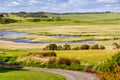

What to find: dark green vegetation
left=95, top=52, right=120, bottom=80
left=0, top=51, right=86, bottom=71
left=44, top=44, right=105, bottom=50
left=0, top=66, right=66, bottom=80
left=0, top=17, right=18, bottom=24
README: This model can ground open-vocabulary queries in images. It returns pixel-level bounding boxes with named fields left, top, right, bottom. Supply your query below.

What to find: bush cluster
left=26, top=52, right=57, bottom=57
left=44, top=44, right=105, bottom=51
left=72, top=44, right=105, bottom=50
left=48, top=57, right=80, bottom=66
left=79, top=44, right=90, bottom=50
left=44, top=44, right=71, bottom=50
left=0, top=18, right=18, bottom=24
left=90, top=44, right=105, bottom=50
left=27, top=18, right=65, bottom=22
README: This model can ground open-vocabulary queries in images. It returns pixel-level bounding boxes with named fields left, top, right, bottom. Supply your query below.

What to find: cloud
left=7, top=1, right=20, bottom=6
left=97, top=0, right=119, bottom=3
left=0, top=0, right=119, bottom=12
left=29, top=0, right=38, bottom=5
left=6, top=0, right=23, bottom=7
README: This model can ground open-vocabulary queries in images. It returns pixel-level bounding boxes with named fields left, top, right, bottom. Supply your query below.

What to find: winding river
left=0, top=30, right=96, bottom=44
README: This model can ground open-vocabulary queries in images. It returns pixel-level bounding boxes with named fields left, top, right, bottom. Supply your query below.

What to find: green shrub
left=69, top=64, right=86, bottom=71
left=0, top=18, right=18, bottom=24
left=26, top=52, right=57, bottom=57
left=95, top=52, right=120, bottom=80
left=45, top=44, right=58, bottom=50
left=63, top=44, right=71, bottom=50
left=0, top=56, right=17, bottom=64
left=72, top=46, right=79, bottom=50
left=27, top=19, right=40, bottom=22
left=99, top=45, right=106, bottom=50
left=55, top=57, right=71, bottom=66
left=90, top=44, right=99, bottom=49
left=57, top=45, right=63, bottom=50
left=80, top=44, right=89, bottom=50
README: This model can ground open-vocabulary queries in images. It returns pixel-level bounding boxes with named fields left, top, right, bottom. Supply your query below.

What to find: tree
left=63, top=44, right=71, bottom=50
left=0, top=14, right=4, bottom=17
left=57, top=45, right=63, bottom=50
left=80, top=44, right=89, bottom=50
left=45, top=44, right=57, bottom=50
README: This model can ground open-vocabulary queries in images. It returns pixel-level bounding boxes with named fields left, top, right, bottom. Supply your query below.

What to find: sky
left=0, top=0, right=120, bottom=13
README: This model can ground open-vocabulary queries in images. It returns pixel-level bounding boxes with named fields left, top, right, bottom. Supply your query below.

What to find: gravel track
left=23, top=67, right=100, bottom=80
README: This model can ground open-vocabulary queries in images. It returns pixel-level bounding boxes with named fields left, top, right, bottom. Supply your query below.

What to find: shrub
left=69, top=64, right=86, bottom=71
left=71, top=58, right=80, bottom=64
left=95, top=52, right=120, bottom=80
left=55, top=58, right=71, bottom=66
left=57, top=45, right=63, bottom=50
left=90, top=44, right=99, bottom=49
left=112, top=42, right=120, bottom=49
left=79, top=44, right=89, bottom=50
left=63, top=44, right=71, bottom=50
left=26, top=52, right=57, bottom=57
left=0, top=18, right=18, bottom=24
left=45, top=44, right=58, bottom=50
left=99, top=45, right=105, bottom=50
left=48, top=57, right=56, bottom=64
left=27, top=19, right=40, bottom=22
left=72, top=46, right=79, bottom=50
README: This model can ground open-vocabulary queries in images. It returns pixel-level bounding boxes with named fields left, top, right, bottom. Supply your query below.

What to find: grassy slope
left=0, top=67, right=66, bottom=80
left=0, top=49, right=118, bottom=65
left=56, top=50, right=117, bottom=64
left=0, top=13, right=120, bottom=26
left=47, top=13, right=120, bottom=24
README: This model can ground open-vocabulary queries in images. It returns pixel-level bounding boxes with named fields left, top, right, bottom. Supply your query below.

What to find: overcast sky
left=0, top=0, right=120, bottom=13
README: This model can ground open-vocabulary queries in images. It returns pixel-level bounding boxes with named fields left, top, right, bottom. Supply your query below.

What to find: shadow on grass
left=0, top=60, right=25, bottom=73
left=0, top=66, right=27, bottom=73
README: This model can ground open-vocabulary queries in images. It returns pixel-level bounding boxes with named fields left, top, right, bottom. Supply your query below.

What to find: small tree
left=79, top=44, right=89, bottom=50
left=90, top=44, right=99, bottom=49
left=63, top=44, right=71, bottom=50
left=57, top=45, right=63, bottom=50
left=45, top=44, right=57, bottom=50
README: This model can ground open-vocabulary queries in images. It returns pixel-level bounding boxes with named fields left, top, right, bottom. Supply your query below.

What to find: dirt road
left=23, top=67, right=100, bottom=80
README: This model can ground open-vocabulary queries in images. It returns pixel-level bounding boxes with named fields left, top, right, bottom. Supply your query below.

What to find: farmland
left=0, top=13, right=120, bottom=80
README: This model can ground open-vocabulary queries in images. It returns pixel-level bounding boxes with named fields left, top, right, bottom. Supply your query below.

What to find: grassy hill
left=0, top=13, right=119, bottom=25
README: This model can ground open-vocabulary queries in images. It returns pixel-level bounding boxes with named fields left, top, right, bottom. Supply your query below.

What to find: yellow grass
left=0, top=40, right=46, bottom=50
left=56, top=50, right=118, bottom=64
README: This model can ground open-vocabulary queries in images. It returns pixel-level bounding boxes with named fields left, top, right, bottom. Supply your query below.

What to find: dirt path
left=23, top=67, right=100, bottom=80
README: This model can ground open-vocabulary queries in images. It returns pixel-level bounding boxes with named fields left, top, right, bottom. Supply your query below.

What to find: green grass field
left=0, top=67, right=66, bottom=80
left=47, top=13, right=120, bottom=24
